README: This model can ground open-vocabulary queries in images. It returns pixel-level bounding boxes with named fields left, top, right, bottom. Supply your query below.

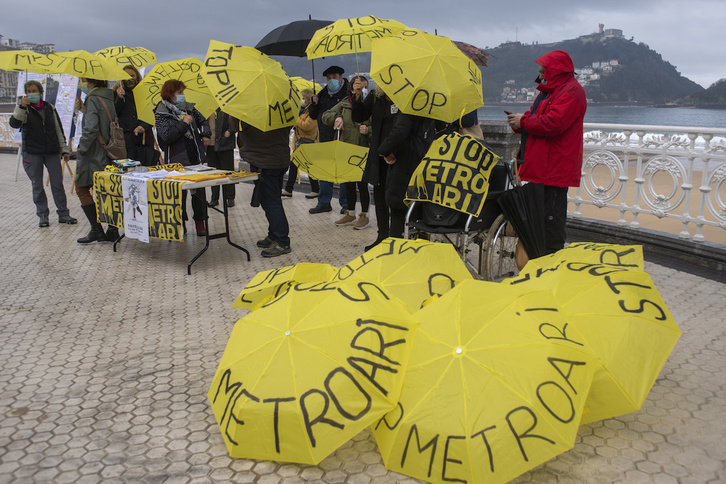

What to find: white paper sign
left=122, top=176, right=149, bottom=243
left=55, top=75, right=79, bottom=142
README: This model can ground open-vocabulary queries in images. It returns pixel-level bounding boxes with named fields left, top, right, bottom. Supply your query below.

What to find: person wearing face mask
left=306, top=65, right=349, bottom=214
left=283, top=89, right=319, bottom=197
left=113, top=65, right=158, bottom=165
left=154, top=79, right=211, bottom=236
left=9, top=80, right=77, bottom=228
left=507, top=49, right=587, bottom=255
left=75, top=77, right=121, bottom=243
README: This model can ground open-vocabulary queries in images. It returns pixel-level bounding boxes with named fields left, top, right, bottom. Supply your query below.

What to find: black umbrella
left=497, top=182, right=547, bottom=260
left=255, top=16, right=333, bottom=89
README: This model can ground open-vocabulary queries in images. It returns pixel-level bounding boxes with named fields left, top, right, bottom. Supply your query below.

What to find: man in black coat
left=306, top=65, right=349, bottom=214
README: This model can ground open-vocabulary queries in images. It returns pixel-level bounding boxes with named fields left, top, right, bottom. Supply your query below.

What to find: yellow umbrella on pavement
left=291, top=139, right=367, bottom=183
left=134, top=57, right=217, bottom=125
left=331, top=237, right=473, bottom=312
left=504, top=250, right=681, bottom=424
left=201, top=40, right=300, bottom=132
left=209, top=279, right=418, bottom=464
left=306, top=16, right=410, bottom=59
left=231, top=262, right=338, bottom=311
left=373, top=281, right=597, bottom=484
left=93, top=46, right=157, bottom=69
left=370, top=29, right=484, bottom=123
left=518, top=242, right=644, bottom=277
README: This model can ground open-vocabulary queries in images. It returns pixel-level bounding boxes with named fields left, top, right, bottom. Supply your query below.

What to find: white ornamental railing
left=572, top=123, right=726, bottom=245
left=0, top=114, right=18, bottom=147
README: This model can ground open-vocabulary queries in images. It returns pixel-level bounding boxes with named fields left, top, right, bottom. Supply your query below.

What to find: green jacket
left=322, top=97, right=370, bottom=147
left=76, top=87, right=116, bottom=187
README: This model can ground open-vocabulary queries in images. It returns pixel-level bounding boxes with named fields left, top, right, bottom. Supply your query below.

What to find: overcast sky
left=3, top=0, right=723, bottom=88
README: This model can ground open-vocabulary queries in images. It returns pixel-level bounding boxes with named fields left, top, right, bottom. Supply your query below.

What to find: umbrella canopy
left=306, top=16, right=410, bottom=59
left=504, top=254, right=681, bottom=424
left=208, top=279, right=418, bottom=464
left=519, top=242, right=644, bottom=276
left=291, top=139, right=367, bottom=183
left=497, top=182, right=547, bottom=260
left=93, top=46, right=157, bottom=69
left=201, top=40, right=300, bottom=132
left=452, top=41, right=489, bottom=67
left=290, top=76, right=323, bottom=93
left=406, top=132, right=500, bottom=217
left=0, top=49, right=130, bottom=79
left=373, top=280, right=597, bottom=484
left=231, top=262, right=338, bottom=311
left=370, top=29, right=484, bottom=123
left=330, top=238, right=473, bottom=312
left=134, top=57, right=218, bottom=126
left=256, top=18, right=333, bottom=57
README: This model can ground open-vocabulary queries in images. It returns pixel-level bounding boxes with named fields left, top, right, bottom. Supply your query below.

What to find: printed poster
left=122, top=176, right=149, bottom=243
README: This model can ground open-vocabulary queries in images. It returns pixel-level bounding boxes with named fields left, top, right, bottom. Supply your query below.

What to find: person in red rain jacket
left=507, top=49, right=587, bottom=253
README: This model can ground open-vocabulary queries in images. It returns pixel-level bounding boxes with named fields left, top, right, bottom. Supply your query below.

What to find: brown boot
left=353, top=212, right=370, bottom=230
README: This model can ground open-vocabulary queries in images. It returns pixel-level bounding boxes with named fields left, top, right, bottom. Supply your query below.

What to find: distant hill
left=483, top=35, right=703, bottom=105
left=677, top=79, right=726, bottom=107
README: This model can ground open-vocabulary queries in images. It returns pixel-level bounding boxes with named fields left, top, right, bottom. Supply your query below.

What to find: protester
left=283, top=89, right=318, bottom=198
left=307, top=65, right=349, bottom=214
left=206, top=108, right=239, bottom=208
left=112, top=65, right=158, bottom=165
left=507, top=49, right=587, bottom=254
left=237, top=123, right=292, bottom=257
left=75, top=77, right=118, bottom=244
left=322, top=77, right=371, bottom=230
left=10, top=80, right=77, bottom=228
left=351, top=80, right=398, bottom=251
left=155, top=79, right=211, bottom=236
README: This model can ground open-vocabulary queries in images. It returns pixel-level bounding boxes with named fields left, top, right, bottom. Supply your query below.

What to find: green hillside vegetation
left=483, top=36, right=703, bottom=105
left=678, top=79, right=726, bottom=107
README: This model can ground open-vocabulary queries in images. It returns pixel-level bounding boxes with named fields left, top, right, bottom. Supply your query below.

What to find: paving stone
left=0, top=153, right=724, bottom=483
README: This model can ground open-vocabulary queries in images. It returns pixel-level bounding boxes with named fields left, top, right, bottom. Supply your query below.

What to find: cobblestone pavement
left=1, top=154, right=724, bottom=484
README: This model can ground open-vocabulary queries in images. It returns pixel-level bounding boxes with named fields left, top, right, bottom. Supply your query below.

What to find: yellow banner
left=148, top=162, right=185, bottom=172
left=406, top=133, right=499, bottom=217
left=93, top=172, right=184, bottom=241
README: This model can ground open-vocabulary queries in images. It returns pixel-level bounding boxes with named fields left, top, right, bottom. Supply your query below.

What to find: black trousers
left=543, top=185, right=569, bottom=254
left=206, top=147, right=235, bottom=201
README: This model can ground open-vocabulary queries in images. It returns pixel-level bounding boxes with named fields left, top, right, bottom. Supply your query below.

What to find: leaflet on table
left=130, top=170, right=187, bottom=179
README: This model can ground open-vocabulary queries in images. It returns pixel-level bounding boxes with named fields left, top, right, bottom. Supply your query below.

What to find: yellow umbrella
left=290, top=76, right=322, bottom=93
left=231, top=262, right=338, bottom=311
left=406, top=132, right=500, bottom=217
left=518, top=242, right=644, bottom=276
left=370, top=30, right=484, bottom=123
left=93, top=46, right=157, bottom=68
left=201, top=40, right=300, bottom=132
left=0, top=49, right=130, bottom=79
left=330, top=237, right=473, bottom=312
left=504, top=252, right=681, bottom=424
left=208, top=279, right=418, bottom=464
left=373, top=280, right=597, bottom=484
left=133, top=57, right=218, bottom=125
left=291, top=139, right=367, bottom=183
left=306, top=16, right=410, bottom=59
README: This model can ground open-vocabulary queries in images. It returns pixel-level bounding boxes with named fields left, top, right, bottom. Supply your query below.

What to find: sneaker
left=38, top=215, right=49, bottom=227
left=261, top=241, right=291, bottom=258
left=281, top=190, right=293, bottom=197
left=309, top=204, right=332, bottom=214
left=256, top=236, right=274, bottom=248
left=305, top=192, right=319, bottom=199
left=353, top=212, right=370, bottom=230
left=335, top=211, right=356, bottom=226
left=58, top=215, right=78, bottom=225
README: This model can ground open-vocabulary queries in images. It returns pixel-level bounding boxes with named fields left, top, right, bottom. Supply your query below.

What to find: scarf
left=162, top=99, right=194, bottom=140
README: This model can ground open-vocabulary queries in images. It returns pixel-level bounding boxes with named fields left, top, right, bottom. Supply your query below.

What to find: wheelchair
left=404, top=160, right=520, bottom=282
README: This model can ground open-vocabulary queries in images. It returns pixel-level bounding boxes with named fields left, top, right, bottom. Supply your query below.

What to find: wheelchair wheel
left=482, top=214, right=519, bottom=282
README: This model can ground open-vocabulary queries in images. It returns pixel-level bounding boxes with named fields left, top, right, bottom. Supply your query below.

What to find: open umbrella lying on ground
left=202, top=40, right=300, bottom=132
left=373, top=280, right=597, bottom=484
left=370, top=29, right=484, bottom=123
left=504, top=245, right=681, bottom=424
left=497, top=182, right=547, bottom=260
left=231, top=262, right=337, bottom=311
left=209, top=279, right=418, bottom=464
left=134, top=57, right=217, bottom=125
left=330, top=237, right=473, bottom=312
left=291, top=136, right=368, bottom=183
left=518, top=241, right=644, bottom=276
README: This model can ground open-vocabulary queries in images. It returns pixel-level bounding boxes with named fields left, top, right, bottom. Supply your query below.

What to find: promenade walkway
left=1, top=153, right=724, bottom=483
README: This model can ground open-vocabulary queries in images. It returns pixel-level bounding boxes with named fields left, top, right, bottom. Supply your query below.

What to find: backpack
left=93, top=97, right=127, bottom=160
